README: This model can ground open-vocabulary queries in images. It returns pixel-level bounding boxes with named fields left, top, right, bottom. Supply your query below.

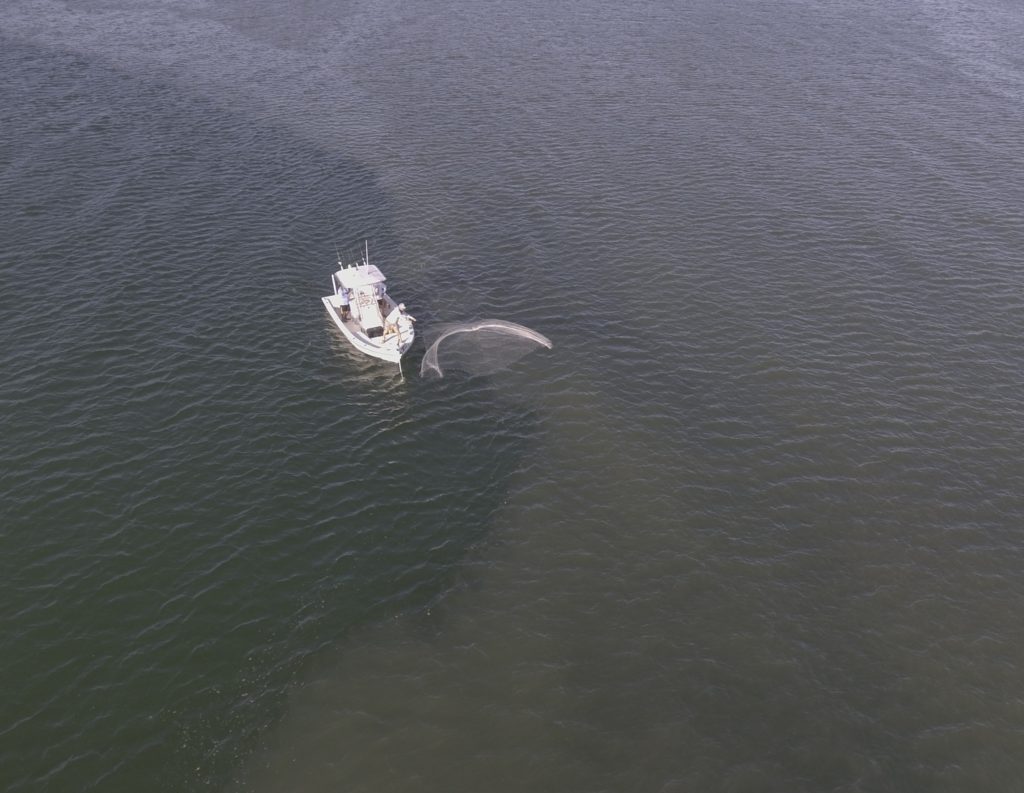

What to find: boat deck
left=323, top=292, right=412, bottom=363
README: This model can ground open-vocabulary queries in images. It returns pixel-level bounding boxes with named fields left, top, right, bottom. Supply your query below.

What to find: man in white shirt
left=385, top=303, right=415, bottom=336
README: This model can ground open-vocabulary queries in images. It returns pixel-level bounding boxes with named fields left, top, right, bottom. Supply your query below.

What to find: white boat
left=321, top=243, right=416, bottom=364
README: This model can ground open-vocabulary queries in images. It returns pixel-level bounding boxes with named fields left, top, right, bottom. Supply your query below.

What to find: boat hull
left=322, top=296, right=413, bottom=363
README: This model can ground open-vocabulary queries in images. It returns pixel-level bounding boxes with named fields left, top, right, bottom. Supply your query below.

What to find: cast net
left=420, top=320, right=553, bottom=378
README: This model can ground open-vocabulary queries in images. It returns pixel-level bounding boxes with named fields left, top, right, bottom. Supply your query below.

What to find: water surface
left=3, top=1, right=1024, bottom=791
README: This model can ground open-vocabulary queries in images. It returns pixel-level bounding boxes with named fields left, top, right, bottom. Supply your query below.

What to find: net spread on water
left=420, top=320, right=553, bottom=378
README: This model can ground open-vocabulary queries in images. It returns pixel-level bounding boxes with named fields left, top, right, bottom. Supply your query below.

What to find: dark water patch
left=0, top=35, right=538, bottom=793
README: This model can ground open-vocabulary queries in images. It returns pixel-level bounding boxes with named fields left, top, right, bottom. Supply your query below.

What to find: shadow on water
left=0, top=35, right=538, bottom=793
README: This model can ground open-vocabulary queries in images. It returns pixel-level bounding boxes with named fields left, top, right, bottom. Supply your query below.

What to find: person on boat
left=338, top=286, right=351, bottom=320
left=384, top=303, right=415, bottom=336
left=374, top=282, right=387, bottom=311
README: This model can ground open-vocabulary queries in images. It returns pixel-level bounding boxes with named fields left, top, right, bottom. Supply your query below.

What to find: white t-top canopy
left=336, top=265, right=386, bottom=289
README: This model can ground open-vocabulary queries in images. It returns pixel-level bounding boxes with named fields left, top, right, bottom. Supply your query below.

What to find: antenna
left=329, top=216, right=344, bottom=266
left=364, top=239, right=369, bottom=268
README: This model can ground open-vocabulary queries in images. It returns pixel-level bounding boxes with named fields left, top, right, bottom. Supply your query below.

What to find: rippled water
left=4, top=0, right=1024, bottom=790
